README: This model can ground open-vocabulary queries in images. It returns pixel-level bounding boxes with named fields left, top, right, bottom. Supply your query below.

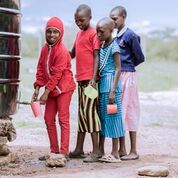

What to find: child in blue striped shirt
left=93, top=17, right=124, bottom=163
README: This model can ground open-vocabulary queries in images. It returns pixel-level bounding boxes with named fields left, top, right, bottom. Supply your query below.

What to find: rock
left=0, top=153, right=19, bottom=168
left=0, top=152, right=19, bottom=167
left=6, top=122, right=16, bottom=142
left=0, top=119, right=16, bottom=142
left=137, top=165, right=169, bottom=177
left=0, top=155, right=10, bottom=166
left=46, top=157, right=66, bottom=167
left=8, top=163, right=19, bottom=168
left=9, top=153, right=20, bottom=164
left=0, top=145, right=10, bottom=156
left=0, top=119, right=12, bottom=136
left=0, top=136, right=8, bottom=145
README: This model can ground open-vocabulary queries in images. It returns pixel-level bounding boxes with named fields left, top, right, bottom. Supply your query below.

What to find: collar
left=117, top=26, right=128, bottom=38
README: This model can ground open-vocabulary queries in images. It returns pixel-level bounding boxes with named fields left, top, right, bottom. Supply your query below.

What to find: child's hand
left=39, top=93, right=48, bottom=105
left=31, top=89, right=39, bottom=102
left=109, top=91, right=115, bottom=104
left=89, top=79, right=96, bottom=88
left=39, top=89, right=50, bottom=104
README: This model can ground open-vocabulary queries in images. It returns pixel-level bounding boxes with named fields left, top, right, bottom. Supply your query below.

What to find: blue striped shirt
left=99, top=40, right=122, bottom=93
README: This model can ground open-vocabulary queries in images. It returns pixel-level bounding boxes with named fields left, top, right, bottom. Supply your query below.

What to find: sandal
left=69, top=151, right=86, bottom=158
left=98, top=154, right=121, bottom=163
left=83, top=153, right=102, bottom=163
left=39, top=154, right=50, bottom=161
left=121, top=153, right=139, bottom=161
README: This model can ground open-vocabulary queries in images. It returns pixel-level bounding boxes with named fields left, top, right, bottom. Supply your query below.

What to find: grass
left=137, top=60, right=178, bottom=92
left=19, top=57, right=37, bottom=102
left=19, top=58, right=178, bottom=101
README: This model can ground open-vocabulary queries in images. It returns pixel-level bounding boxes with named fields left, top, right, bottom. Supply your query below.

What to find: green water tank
left=0, top=0, right=21, bottom=117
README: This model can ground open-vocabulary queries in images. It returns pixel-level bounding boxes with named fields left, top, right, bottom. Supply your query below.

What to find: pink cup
left=107, top=104, right=117, bottom=114
left=30, top=101, right=42, bottom=118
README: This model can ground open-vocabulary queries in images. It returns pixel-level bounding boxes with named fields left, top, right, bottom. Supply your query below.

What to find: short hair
left=111, top=6, right=127, bottom=18
left=76, top=4, right=92, bottom=16
left=97, top=17, right=115, bottom=31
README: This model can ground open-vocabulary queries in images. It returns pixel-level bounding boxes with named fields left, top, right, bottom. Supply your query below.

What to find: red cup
left=107, top=104, right=117, bottom=114
left=30, top=101, right=42, bottom=118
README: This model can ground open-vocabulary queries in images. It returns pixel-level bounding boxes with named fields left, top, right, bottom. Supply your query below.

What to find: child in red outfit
left=32, top=17, right=75, bottom=163
left=69, top=4, right=101, bottom=162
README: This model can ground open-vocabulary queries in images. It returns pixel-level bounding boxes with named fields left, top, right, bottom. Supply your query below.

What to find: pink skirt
left=120, top=72, right=140, bottom=131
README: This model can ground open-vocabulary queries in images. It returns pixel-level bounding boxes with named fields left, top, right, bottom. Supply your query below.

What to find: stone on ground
left=137, top=165, right=169, bottom=177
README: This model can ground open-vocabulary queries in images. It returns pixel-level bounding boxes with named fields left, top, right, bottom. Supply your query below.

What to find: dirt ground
left=0, top=90, right=178, bottom=178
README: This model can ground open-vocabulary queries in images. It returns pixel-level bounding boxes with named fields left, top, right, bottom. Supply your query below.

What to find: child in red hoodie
left=32, top=17, right=75, bottom=164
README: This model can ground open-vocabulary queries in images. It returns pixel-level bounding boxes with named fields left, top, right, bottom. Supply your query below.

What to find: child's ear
left=89, top=15, right=92, bottom=20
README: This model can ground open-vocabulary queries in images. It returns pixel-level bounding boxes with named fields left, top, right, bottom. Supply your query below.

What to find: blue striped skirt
left=99, top=92, right=125, bottom=138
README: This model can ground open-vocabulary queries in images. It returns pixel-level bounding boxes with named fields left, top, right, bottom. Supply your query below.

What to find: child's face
left=110, top=10, right=125, bottom=29
left=46, top=28, right=60, bottom=45
left=96, top=24, right=112, bottom=42
left=75, top=10, right=91, bottom=31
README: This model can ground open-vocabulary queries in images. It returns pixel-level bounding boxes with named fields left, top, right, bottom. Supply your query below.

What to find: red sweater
left=34, top=17, right=75, bottom=94
left=74, top=28, right=100, bottom=81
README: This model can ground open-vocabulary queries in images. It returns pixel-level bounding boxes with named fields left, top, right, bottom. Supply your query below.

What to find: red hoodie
left=34, top=17, right=76, bottom=95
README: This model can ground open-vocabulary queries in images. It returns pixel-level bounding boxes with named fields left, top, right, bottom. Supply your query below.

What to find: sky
left=21, top=0, right=178, bottom=34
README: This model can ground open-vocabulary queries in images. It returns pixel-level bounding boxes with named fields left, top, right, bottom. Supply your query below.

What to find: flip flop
left=98, top=154, right=121, bottom=163
left=39, top=154, right=50, bottom=161
left=121, top=154, right=139, bottom=161
left=83, top=153, right=102, bottom=163
left=69, top=151, right=86, bottom=158
left=118, top=151, right=127, bottom=158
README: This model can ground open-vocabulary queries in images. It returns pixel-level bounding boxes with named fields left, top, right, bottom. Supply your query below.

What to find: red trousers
left=44, top=91, right=73, bottom=154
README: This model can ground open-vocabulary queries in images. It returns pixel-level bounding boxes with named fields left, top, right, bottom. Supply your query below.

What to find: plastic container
left=30, top=101, right=42, bottom=118
left=84, top=85, right=98, bottom=99
left=107, top=104, right=117, bottom=114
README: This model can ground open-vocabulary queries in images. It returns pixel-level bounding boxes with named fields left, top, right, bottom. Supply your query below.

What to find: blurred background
left=19, top=0, right=178, bottom=101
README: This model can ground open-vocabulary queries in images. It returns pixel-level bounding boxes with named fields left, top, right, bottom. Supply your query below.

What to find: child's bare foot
left=121, top=152, right=139, bottom=160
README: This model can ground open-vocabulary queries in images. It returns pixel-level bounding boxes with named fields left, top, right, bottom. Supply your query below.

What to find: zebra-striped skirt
left=78, top=81, right=101, bottom=133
